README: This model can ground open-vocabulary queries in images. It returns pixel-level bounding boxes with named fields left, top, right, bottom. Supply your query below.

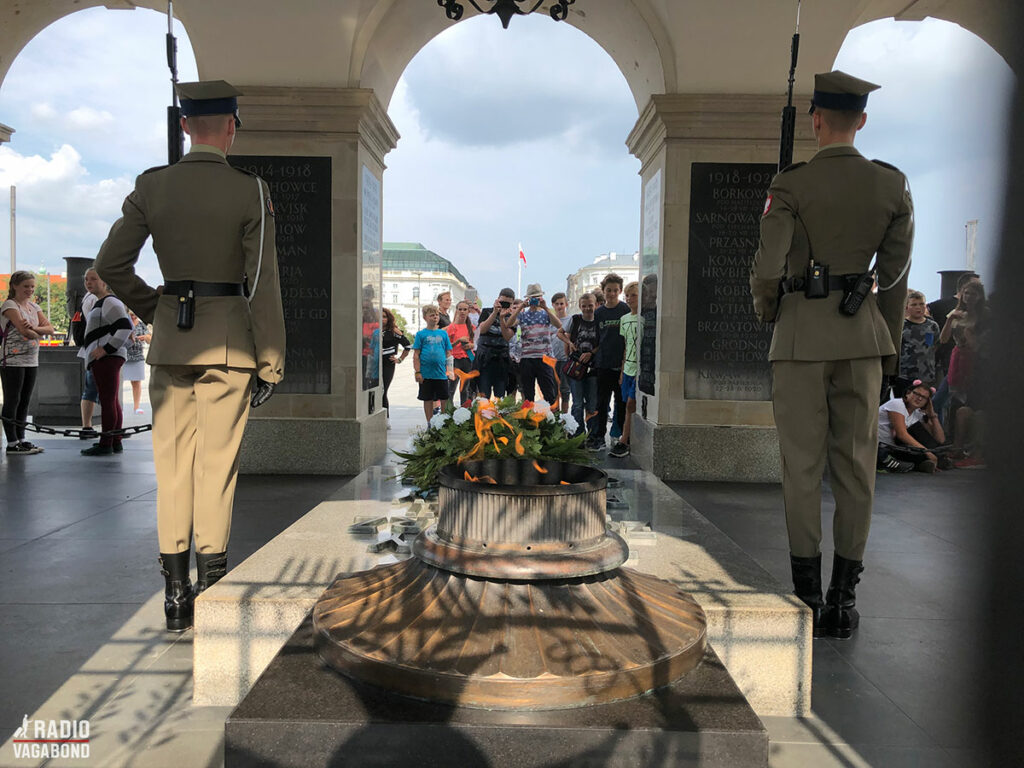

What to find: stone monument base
left=239, top=411, right=387, bottom=475
left=631, top=419, right=781, bottom=483
left=225, top=616, right=768, bottom=768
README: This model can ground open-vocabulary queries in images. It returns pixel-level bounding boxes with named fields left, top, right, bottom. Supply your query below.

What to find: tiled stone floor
left=0, top=372, right=990, bottom=766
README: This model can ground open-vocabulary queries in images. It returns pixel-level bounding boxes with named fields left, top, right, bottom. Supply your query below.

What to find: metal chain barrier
left=0, top=414, right=152, bottom=438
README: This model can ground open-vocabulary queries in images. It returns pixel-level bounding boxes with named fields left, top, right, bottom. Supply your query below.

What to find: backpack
left=71, top=295, right=109, bottom=347
left=562, top=316, right=591, bottom=380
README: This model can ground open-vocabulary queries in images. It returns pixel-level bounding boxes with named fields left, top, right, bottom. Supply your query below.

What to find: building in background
left=383, top=242, right=473, bottom=330
left=565, top=251, right=639, bottom=307
left=0, top=271, right=66, bottom=295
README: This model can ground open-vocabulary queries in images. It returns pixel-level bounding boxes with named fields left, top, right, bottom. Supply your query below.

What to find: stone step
left=194, top=468, right=810, bottom=717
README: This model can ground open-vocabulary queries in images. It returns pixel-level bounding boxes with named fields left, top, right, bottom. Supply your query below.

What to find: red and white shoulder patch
left=762, top=194, right=773, bottom=216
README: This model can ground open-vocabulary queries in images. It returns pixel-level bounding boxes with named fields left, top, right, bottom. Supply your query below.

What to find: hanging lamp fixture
left=437, top=0, right=575, bottom=29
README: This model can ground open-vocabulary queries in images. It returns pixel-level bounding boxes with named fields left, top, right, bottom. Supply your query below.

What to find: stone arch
left=0, top=1, right=174, bottom=88
left=855, top=1, right=1016, bottom=74
left=355, top=0, right=673, bottom=112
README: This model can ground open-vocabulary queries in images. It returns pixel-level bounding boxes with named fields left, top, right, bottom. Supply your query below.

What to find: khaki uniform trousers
left=772, top=358, right=882, bottom=561
left=150, top=365, right=253, bottom=554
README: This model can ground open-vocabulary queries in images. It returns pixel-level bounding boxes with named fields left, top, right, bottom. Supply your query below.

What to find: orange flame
left=511, top=404, right=532, bottom=420
left=532, top=460, right=548, bottom=474
left=585, top=411, right=598, bottom=422
left=454, top=368, right=480, bottom=384
left=542, top=355, right=561, bottom=409
left=560, top=480, right=570, bottom=485
left=515, top=432, right=525, bottom=455
left=464, top=471, right=479, bottom=482
left=480, top=475, right=498, bottom=484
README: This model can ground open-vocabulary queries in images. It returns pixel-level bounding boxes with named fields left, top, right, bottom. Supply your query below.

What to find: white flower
left=404, top=437, right=417, bottom=452
left=532, top=399, right=551, bottom=415
left=545, top=411, right=556, bottom=422
left=560, top=413, right=579, bottom=433
left=453, top=407, right=472, bottom=425
left=429, top=413, right=451, bottom=430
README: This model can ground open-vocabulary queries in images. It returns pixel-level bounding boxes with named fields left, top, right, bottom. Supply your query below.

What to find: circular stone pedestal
left=312, top=558, right=707, bottom=710
left=313, top=459, right=707, bottom=710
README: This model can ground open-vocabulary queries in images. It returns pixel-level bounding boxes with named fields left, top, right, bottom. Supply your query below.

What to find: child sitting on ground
left=877, top=380, right=948, bottom=473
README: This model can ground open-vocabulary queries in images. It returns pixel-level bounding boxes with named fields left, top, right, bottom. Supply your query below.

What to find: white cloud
left=30, top=102, right=58, bottom=121
left=0, top=144, right=162, bottom=284
left=66, top=106, right=115, bottom=130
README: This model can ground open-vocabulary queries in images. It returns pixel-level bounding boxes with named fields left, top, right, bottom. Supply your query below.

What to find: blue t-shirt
left=413, top=328, right=452, bottom=380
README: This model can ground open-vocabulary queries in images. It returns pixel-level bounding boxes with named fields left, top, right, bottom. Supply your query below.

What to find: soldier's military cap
left=808, top=70, right=880, bottom=114
left=176, top=80, right=243, bottom=127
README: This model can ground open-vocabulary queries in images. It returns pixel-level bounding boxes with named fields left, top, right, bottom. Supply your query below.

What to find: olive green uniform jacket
left=94, top=149, right=285, bottom=384
left=749, top=144, right=913, bottom=374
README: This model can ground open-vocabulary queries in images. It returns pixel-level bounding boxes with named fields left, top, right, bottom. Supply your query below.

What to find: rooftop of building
left=383, top=242, right=471, bottom=287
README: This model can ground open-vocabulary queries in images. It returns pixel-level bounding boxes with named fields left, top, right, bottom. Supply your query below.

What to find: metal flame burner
left=313, top=460, right=707, bottom=710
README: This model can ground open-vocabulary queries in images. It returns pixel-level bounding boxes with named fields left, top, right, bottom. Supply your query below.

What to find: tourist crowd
left=876, top=273, right=989, bottom=473
left=1, top=267, right=152, bottom=458
left=382, top=274, right=641, bottom=458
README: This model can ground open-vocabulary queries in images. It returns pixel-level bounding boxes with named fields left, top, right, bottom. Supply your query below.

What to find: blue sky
left=0, top=8, right=1014, bottom=304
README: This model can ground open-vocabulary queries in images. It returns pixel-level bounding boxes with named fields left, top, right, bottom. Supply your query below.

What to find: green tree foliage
left=33, top=279, right=69, bottom=334
left=392, top=309, right=408, bottom=336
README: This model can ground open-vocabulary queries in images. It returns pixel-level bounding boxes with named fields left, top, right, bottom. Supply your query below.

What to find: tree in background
left=34, top=278, right=69, bottom=334
left=392, top=309, right=409, bottom=336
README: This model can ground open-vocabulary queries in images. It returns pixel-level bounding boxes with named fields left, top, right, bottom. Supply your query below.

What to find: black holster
left=176, top=283, right=195, bottom=330
left=839, top=272, right=875, bottom=316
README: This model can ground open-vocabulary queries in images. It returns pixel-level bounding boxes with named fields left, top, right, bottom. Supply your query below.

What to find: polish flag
left=518, top=243, right=527, bottom=266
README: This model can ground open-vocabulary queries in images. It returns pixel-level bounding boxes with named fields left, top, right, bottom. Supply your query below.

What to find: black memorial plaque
left=684, top=163, right=775, bottom=401
left=230, top=155, right=332, bottom=394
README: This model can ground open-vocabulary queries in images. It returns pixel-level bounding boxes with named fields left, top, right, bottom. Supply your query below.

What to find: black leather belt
left=781, top=275, right=857, bottom=294
left=163, top=281, right=244, bottom=297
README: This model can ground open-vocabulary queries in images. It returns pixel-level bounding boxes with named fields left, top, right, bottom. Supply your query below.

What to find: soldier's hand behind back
left=251, top=379, right=275, bottom=408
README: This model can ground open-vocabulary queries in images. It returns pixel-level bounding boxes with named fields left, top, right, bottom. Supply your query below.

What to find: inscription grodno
left=684, top=163, right=775, bottom=401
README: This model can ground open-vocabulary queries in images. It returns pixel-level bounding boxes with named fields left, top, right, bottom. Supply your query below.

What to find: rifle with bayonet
left=166, top=1, right=184, bottom=165
left=778, top=1, right=801, bottom=171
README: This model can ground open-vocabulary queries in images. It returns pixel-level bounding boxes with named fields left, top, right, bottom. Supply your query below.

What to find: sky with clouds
left=0, top=7, right=1015, bottom=304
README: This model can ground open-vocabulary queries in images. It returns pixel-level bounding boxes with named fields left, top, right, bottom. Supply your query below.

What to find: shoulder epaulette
left=779, top=161, right=806, bottom=174
left=140, top=165, right=168, bottom=176
left=871, top=159, right=902, bottom=174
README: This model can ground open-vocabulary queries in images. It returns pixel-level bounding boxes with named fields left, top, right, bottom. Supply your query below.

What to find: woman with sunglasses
left=877, top=380, right=948, bottom=473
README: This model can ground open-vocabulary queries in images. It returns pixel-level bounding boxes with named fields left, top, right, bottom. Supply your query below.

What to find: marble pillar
left=626, top=94, right=816, bottom=482
left=229, top=86, right=399, bottom=475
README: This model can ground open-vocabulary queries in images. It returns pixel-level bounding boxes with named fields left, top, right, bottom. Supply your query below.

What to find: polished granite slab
left=225, top=615, right=768, bottom=768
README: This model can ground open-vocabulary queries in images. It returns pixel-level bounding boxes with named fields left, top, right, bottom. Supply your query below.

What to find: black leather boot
left=159, top=551, right=194, bottom=632
left=790, top=553, right=826, bottom=638
left=823, top=553, right=865, bottom=639
left=195, top=551, right=228, bottom=595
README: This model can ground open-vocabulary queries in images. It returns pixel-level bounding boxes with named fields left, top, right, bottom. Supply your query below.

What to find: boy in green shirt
left=609, top=282, right=641, bottom=458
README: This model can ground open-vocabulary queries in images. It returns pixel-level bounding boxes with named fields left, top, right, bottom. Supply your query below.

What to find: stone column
left=230, top=86, right=399, bottom=475
left=626, top=94, right=815, bottom=482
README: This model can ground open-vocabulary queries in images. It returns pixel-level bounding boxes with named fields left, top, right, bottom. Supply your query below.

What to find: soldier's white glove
left=251, top=379, right=275, bottom=408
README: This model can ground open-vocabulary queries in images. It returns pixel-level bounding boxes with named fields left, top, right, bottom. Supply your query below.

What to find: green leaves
left=394, top=398, right=592, bottom=490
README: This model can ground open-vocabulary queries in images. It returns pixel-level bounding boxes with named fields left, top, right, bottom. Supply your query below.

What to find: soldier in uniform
left=95, top=81, right=286, bottom=631
left=750, top=71, right=913, bottom=639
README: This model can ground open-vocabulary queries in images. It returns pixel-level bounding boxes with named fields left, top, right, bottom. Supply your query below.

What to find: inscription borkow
left=684, top=162, right=776, bottom=401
